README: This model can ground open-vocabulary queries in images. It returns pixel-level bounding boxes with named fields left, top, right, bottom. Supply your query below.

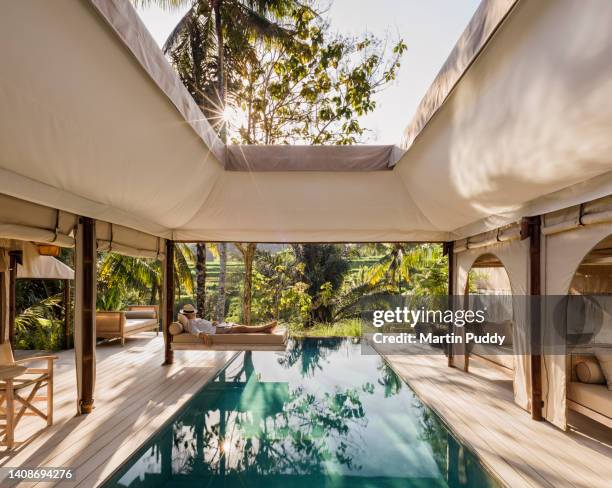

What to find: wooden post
left=163, top=240, right=175, bottom=365
left=75, top=216, right=96, bottom=414
left=443, top=242, right=455, bottom=367
left=8, top=250, right=22, bottom=349
left=522, top=216, right=543, bottom=421
left=0, top=270, right=5, bottom=344
left=63, top=279, right=71, bottom=349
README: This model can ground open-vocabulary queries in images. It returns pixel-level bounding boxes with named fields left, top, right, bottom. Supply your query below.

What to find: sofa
left=96, top=305, right=159, bottom=345
left=567, top=351, right=612, bottom=428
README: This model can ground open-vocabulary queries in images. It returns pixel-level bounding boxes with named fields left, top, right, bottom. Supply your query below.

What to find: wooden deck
left=384, top=351, right=612, bottom=488
left=1, top=333, right=235, bottom=487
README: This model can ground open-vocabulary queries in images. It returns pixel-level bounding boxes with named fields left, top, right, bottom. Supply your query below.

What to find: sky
left=135, top=0, right=481, bottom=144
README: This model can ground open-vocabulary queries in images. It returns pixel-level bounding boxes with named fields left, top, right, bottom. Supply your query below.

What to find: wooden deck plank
left=0, top=334, right=235, bottom=487
left=383, top=350, right=612, bottom=488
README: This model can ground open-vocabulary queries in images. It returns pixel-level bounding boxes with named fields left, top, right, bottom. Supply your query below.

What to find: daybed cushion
left=595, top=349, right=612, bottom=390
left=177, top=313, right=189, bottom=327
left=576, top=357, right=605, bottom=384
left=172, top=327, right=287, bottom=345
left=124, top=318, right=158, bottom=333
left=124, top=310, right=156, bottom=319
left=169, top=322, right=184, bottom=335
left=567, top=382, right=612, bottom=419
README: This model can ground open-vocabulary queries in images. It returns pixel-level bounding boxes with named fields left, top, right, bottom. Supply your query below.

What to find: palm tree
left=135, top=0, right=300, bottom=321
left=365, top=244, right=444, bottom=294
left=97, top=244, right=195, bottom=310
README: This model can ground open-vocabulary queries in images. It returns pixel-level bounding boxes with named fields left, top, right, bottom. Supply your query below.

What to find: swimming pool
left=104, top=338, right=499, bottom=487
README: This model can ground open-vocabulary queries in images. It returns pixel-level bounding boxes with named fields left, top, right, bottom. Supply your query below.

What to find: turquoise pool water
left=104, top=338, right=498, bottom=487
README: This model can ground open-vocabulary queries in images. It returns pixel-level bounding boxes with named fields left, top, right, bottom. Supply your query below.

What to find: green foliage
left=15, top=293, right=64, bottom=350
left=292, top=244, right=349, bottom=324
left=249, top=248, right=311, bottom=322
left=228, top=3, right=406, bottom=144
left=158, top=0, right=303, bottom=132
left=288, top=318, right=362, bottom=338
left=96, top=244, right=195, bottom=311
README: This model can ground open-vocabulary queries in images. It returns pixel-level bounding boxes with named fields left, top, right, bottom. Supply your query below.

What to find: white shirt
left=186, top=318, right=217, bottom=336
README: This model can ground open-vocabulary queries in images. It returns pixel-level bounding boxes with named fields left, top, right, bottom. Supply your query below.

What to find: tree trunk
left=212, top=1, right=227, bottom=324
left=213, top=0, right=226, bottom=141
left=215, top=243, right=227, bottom=322
left=196, top=243, right=207, bottom=317
left=149, top=279, right=158, bottom=305
left=242, top=243, right=256, bottom=324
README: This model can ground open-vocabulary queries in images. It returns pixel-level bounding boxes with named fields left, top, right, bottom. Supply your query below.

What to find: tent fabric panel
left=16, top=243, right=74, bottom=280
left=90, top=0, right=225, bottom=166
left=454, top=238, right=531, bottom=412
left=542, top=222, right=612, bottom=430
left=0, top=193, right=76, bottom=237
left=0, top=0, right=222, bottom=236
left=0, top=225, right=74, bottom=248
left=96, top=221, right=165, bottom=259
left=225, top=145, right=395, bottom=172
left=401, top=0, right=517, bottom=151
left=543, top=195, right=612, bottom=236
left=176, top=171, right=448, bottom=243
left=396, top=0, right=612, bottom=239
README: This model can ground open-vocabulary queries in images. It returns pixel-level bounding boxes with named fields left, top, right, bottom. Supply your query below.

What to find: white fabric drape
left=96, top=222, right=165, bottom=260
left=17, top=242, right=74, bottom=280
left=0, top=194, right=76, bottom=247
left=542, top=221, right=612, bottom=430
left=454, top=237, right=531, bottom=412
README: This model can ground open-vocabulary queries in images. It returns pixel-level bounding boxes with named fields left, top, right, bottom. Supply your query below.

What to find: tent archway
left=453, top=236, right=532, bottom=412
left=543, top=220, right=612, bottom=429
left=466, top=254, right=515, bottom=373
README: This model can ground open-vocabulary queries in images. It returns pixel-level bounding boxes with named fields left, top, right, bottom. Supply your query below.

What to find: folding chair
left=0, top=343, right=57, bottom=449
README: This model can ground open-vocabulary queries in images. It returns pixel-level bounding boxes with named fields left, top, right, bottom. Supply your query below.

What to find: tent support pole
left=163, top=240, right=174, bottom=365
left=8, top=250, right=22, bottom=349
left=63, top=279, right=71, bottom=350
left=75, top=216, right=96, bottom=414
left=443, top=242, right=455, bottom=367
left=522, top=216, right=543, bottom=421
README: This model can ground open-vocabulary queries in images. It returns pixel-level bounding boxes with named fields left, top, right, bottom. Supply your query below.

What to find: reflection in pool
left=104, top=338, right=498, bottom=487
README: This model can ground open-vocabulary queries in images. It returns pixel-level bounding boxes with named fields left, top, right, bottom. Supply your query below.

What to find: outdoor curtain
left=454, top=233, right=532, bottom=413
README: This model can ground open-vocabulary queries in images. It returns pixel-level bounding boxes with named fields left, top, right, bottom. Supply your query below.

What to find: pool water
left=104, top=338, right=499, bottom=487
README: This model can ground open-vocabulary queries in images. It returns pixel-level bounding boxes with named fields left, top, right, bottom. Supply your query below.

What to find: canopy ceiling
left=0, top=0, right=611, bottom=242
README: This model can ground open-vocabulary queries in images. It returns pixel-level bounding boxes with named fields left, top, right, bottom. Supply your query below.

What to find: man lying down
left=179, top=304, right=277, bottom=345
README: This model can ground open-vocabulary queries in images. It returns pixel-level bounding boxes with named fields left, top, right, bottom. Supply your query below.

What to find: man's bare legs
left=225, top=321, right=277, bottom=334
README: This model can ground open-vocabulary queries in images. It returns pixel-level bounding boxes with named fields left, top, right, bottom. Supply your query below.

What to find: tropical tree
left=97, top=244, right=195, bottom=311
left=364, top=243, right=447, bottom=295
left=233, top=242, right=257, bottom=323
left=292, top=244, right=349, bottom=324
left=136, top=0, right=301, bottom=320
left=195, top=243, right=206, bottom=316
left=227, top=7, right=406, bottom=144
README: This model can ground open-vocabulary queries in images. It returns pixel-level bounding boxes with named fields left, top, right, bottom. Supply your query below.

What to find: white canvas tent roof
left=17, top=243, right=74, bottom=281
left=0, top=0, right=611, bottom=243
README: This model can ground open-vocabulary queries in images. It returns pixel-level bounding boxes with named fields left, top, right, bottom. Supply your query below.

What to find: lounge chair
left=0, top=343, right=57, bottom=449
left=168, top=319, right=288, bottom=351
left=96, top=305, right=159, bottom=345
